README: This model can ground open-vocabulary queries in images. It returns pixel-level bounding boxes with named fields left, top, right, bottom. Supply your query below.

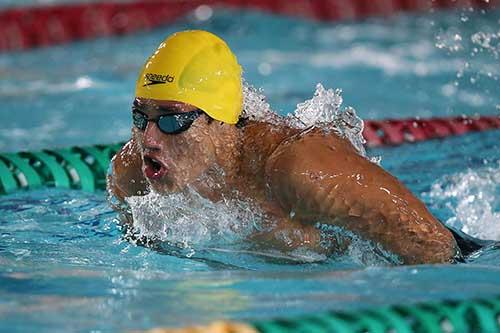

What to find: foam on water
left=125, top=189, right=262, bottom=256
left=426, top=163, right=500, bottom=241
left=124, top=189, right=332, bottom=264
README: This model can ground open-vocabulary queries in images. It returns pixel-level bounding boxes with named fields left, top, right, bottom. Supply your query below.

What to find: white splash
left=242, top=82, right=375, bottom=162
left=471, top=31, right=499, bottom=59
left=241, top=81, right=280, bottom=123
left=427, top=163, right=500, bottom=240
left=288, top=83, right=370, bottom=160
left=288, top=83, right=343, bottom=127
left=125, top=189, right=262, bottom=255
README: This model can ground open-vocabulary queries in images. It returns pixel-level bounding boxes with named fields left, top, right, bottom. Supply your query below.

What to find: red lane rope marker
left=363, top=115, right=500, bottom=147
left=0, top=0, right=498, bottom=52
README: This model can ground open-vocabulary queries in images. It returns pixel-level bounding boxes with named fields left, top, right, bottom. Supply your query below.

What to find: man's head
left=132, top=30, right=243, bottom=193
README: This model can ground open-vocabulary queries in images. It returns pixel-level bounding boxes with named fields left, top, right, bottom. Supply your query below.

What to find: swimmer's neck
left=186, top=120, right=243, bottom=201
left=191, top=120, right=301, bottom=202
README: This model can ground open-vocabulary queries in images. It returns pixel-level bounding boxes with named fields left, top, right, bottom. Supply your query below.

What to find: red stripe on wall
left=0, top=0, right=498, bottom=52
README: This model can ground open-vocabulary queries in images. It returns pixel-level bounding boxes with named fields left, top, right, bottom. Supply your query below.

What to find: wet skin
left=108, top=98, right=461, bottom=265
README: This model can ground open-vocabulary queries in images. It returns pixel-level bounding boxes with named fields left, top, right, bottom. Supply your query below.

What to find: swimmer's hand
left=249, top=216, right=326, bottom=255
left=265, top=129, right=460, bottom=265
left=107, top=138, right=149, bottom=229
left=247, top=201, right=331, bottom=256
left=107, top=138, right=148, bottom=204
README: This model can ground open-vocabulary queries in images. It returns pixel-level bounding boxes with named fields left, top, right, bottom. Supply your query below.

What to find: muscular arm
left=248, top=200, right=327, bottom=256
left=265, top=129, right=460, bottom=265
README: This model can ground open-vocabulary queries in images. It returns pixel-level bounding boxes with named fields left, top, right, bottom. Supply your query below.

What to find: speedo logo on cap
left=143, top=73, right=175, bottom=87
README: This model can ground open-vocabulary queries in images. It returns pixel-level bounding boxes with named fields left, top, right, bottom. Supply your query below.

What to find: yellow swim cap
left=135, top=30, right=243, bottom=124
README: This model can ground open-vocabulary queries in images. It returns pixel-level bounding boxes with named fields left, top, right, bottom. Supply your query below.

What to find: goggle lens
left=132, top=110, right=203, bottom=135
left=132, top=111, right=148, bottom=131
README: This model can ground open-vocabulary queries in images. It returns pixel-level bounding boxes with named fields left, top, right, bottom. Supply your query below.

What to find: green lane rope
left=0, top=142, right=124, bottom=195
left=0, top=153, right=43, bottom=189
left=250, top=296, right=500, bottom=333
left=27, top=151, right=71, bottom=189
left=0, top=158, right=18, bottom=194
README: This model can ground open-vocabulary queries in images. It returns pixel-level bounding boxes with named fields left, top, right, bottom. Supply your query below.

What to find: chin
left=145, top=178, right=179, bottom=195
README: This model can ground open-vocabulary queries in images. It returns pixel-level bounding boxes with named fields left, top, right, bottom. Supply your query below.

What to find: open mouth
left=143, top=156, right=167, bottom=180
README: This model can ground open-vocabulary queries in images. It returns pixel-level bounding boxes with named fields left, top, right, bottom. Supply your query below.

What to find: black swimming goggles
left=132, top=105, right=205, bottom=135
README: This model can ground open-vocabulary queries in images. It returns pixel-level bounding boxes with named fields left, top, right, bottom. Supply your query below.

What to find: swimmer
left=108, top=30, right=465, bottom=265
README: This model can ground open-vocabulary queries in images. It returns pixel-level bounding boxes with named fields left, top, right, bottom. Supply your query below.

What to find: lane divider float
left=248, top=295, right=500, bottom=333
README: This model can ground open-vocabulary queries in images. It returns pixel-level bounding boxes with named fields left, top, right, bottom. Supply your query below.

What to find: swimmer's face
left=132, top=98, right=218, bottom=194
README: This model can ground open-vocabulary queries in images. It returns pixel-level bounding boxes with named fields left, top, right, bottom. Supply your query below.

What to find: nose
left=142, top=121, right=163, bottom=150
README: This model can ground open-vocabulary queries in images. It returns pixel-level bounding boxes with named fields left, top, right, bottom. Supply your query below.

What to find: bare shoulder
left=262, top=127, right=430, bottom=222
left=107, top=137, right=148, bottom=204
left=239, top=120, right=301, bottom=185
left=264, top=128, right=372, bottom=182
left=241, top=120, right=301, bottom=154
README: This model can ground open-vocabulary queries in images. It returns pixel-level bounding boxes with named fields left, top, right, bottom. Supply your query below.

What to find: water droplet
left=194, top=5, right=213, bottom=21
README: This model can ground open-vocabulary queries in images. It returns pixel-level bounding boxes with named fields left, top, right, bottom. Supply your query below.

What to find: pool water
left=0, top=6, right=499, bottom=332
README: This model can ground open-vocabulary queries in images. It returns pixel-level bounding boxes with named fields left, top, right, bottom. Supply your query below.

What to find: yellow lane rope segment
left=130, top=320, right=258, bottom=333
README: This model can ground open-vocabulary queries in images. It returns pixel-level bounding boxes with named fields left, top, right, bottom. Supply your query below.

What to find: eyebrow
left=132, top=100, right=184, bottom=114
left=132, top=100, right=144, bottom=112
left=158, top=106, right=185, bottom=114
